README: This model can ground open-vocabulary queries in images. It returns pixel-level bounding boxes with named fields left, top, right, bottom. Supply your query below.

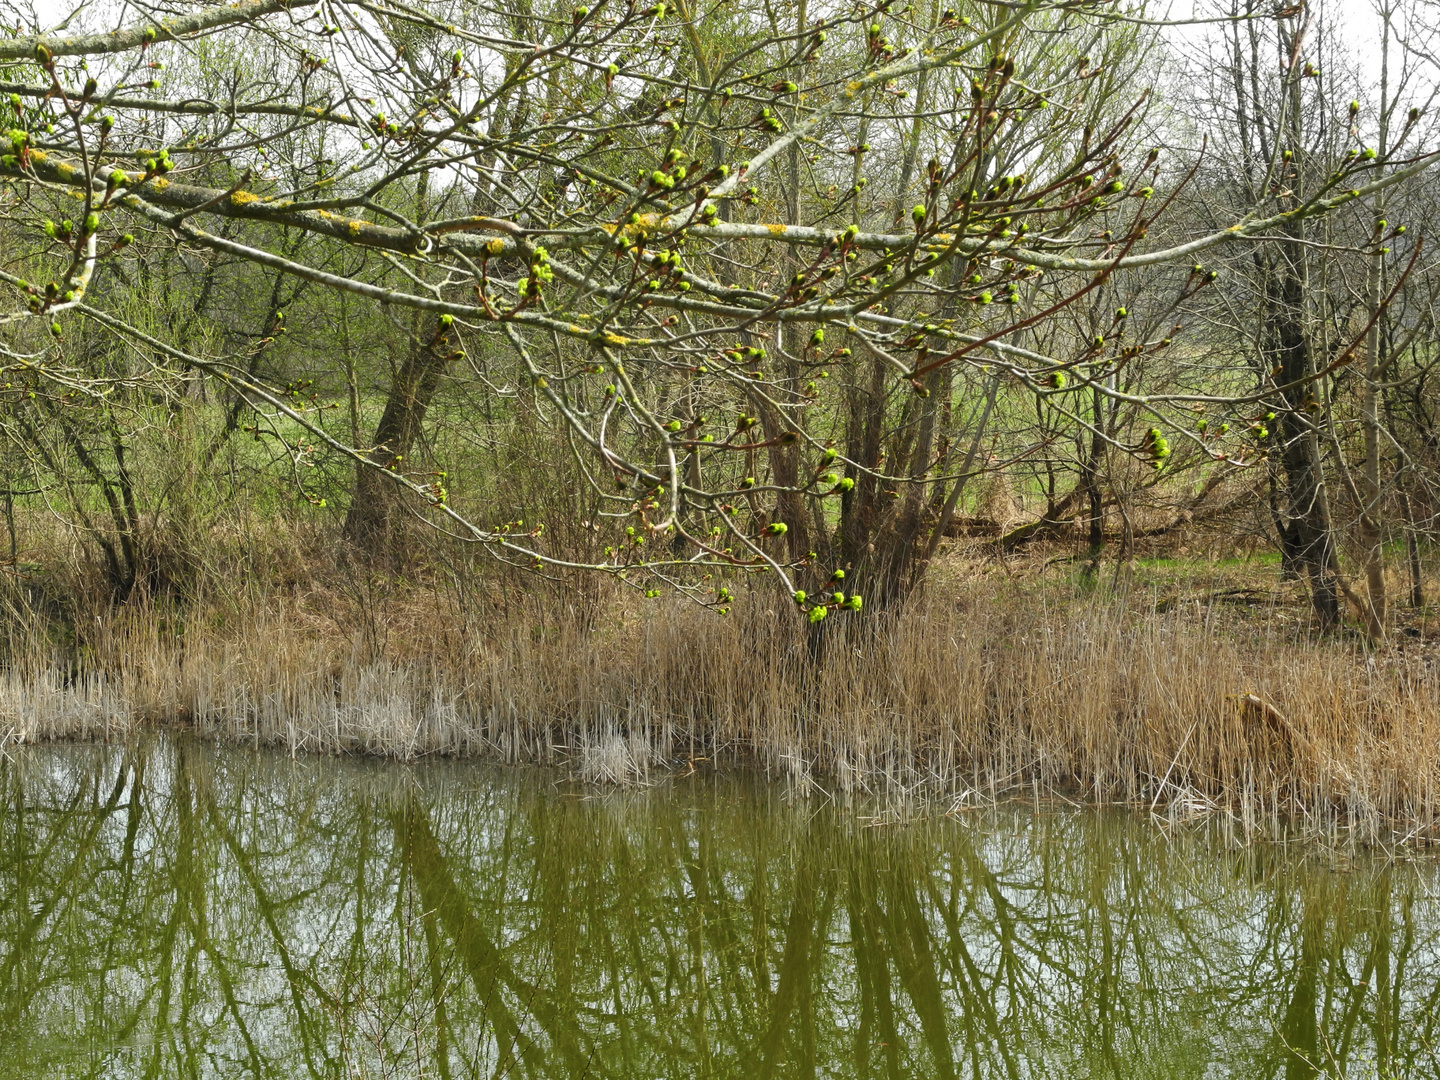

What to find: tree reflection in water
left=0, top=739, right=1436, bottom=1079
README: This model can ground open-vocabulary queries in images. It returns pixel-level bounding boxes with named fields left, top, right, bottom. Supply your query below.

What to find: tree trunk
left=1081, top=383, right=1105, bottom=578
left=342, top=337, right=448, bottom=558
left=1398, top=479, right=1425, bottom=609
left=1264, top=201, right=1340, bottom=627
left=1269, top=267, right=1340, bottom=629
left=1355, top=34, right=1394, bottom=640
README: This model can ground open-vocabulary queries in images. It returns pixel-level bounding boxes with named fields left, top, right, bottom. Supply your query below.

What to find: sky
left=14, top=0, right=1433, bottom=142
left=14, top=0, right=1412, bottom=77
left=16, top=0, right=1401, bottom=56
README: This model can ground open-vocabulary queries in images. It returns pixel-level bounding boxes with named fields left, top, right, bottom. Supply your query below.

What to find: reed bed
left=0, top=571, right=1434, bottom=841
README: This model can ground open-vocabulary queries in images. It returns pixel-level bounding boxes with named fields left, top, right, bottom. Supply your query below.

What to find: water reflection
left=0, top=738, right=1436, bottom=1079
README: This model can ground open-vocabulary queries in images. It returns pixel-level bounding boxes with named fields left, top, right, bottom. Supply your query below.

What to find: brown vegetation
left=1, top=515, right=1434, bottom=843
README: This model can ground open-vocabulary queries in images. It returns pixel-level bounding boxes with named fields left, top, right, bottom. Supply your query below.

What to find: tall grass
left=0, top=553, right=1434, bottom=841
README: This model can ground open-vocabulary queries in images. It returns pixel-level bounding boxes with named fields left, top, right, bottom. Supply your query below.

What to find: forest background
left=1, top=0, right=1437, bottom=835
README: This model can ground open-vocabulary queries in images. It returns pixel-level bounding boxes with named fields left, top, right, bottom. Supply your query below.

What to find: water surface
left=1, top=738, right=1436, bottom=1078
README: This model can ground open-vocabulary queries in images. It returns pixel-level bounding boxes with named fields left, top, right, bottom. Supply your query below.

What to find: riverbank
left=2, top=549, right=1435, bottom=843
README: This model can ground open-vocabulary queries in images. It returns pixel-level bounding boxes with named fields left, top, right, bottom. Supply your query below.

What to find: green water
left=0, top=739, right=1435, bottom=1079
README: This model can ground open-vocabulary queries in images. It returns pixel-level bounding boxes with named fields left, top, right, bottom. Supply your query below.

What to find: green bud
left=793, top=590, right=807, bottom=604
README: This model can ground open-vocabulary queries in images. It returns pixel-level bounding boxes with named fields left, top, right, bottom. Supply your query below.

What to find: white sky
left=14, top=0, right=1433, bottom=134
left=13, top=0, right=1410, bottom=72
left=15, top=0, right=1398, bottom=53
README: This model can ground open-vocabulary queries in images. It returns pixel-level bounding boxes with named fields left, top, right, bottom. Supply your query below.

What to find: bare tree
left=1176, top=0, right=1440, bottom=635
left=1, top=0, right=1432, bottom=620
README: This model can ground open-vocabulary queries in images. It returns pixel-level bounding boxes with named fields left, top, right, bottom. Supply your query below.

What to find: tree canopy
left=2, top=0, right=1436, bottom=628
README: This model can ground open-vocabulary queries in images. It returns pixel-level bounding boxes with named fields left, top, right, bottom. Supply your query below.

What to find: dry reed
left=0, top=568, right=1434, bottom=842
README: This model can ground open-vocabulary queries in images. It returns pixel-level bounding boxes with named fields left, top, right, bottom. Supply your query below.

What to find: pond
left=0, top=738, right=1436, bottom=1079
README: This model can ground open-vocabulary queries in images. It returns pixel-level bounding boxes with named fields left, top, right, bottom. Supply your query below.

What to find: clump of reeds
left=0, top=570, right=1434, bottom=842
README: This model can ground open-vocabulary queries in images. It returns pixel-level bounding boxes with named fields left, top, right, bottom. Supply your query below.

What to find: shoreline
left=3, top=569, right=1436, bottom=845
